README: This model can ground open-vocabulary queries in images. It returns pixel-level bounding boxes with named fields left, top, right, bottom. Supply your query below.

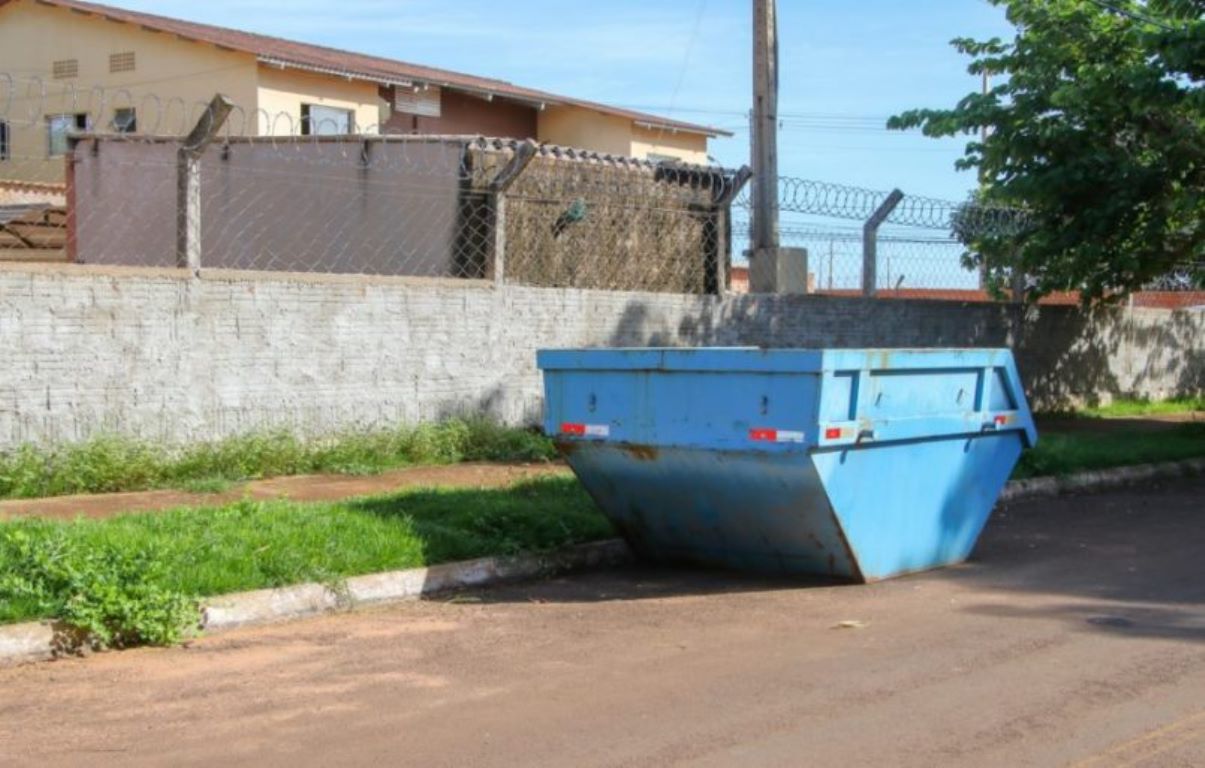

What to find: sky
left=108, top=0, right=1014, bottom=205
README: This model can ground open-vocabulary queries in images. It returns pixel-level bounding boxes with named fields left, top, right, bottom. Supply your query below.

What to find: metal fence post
left=486, top=140, right=537, bottom=287
left=862, top=188, right=903, bottom=298
left=176, top=94, right=233, bottom=274
left=712, top=166, right=752, bottom=295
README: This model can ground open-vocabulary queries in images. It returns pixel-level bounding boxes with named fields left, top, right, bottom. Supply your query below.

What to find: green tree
left=889, top=0, right=1204, bottom=302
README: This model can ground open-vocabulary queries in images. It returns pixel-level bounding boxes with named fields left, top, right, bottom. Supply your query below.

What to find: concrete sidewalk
left=1, top=477, right=1202, bottom=767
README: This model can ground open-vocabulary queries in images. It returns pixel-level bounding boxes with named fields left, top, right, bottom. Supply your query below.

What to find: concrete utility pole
left=750, top=0, right=807, bottom=294
left=751, top=0, right=779, bottom=259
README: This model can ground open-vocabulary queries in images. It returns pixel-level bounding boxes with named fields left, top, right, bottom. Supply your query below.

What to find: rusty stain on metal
left=555, top=441, right=579, bottom=457
left=621, top=444, right=659, bottom=462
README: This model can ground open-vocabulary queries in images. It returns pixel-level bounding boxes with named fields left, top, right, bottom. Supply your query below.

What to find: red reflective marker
left=561, top=422, right=610, bottom=438
left=750, top=428, right=805, bottom=443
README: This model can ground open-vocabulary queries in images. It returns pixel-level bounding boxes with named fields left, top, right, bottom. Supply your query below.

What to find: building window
left=393, top=86, right=441, bottom=118
left=109, top=51, right=136, bottom=73
left=646, top=153, right=680, bottom=164
left=113, top=107, right=137, bottom=133
left=300, top=104, right=353, bottom=136
left=0, top=121, right=9, bottom=161
left=52, top=59, right=79, bottom=80
left=47, top=113, right=88, bottom=157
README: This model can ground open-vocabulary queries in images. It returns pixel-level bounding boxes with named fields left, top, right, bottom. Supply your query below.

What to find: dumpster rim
left=537, top=347, right=1019, bottom=374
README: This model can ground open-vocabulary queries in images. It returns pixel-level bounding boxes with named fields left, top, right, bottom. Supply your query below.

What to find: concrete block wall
left=0, top=263, right=1201, bottom=449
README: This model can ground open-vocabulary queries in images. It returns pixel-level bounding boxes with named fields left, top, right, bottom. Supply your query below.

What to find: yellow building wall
left=255, top=66, right=382, bottom=136
left=0, top=0, right=708, bottom=183
left=630, top=125, right=710, bottom=165
left=539, top=105, right=710, bottom=163
left=0, top=0, right=259, bottom=182
left=538, top=106, right=633, bottom=157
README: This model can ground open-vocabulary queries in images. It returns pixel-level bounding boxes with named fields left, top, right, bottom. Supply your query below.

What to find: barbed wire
left=1144, top=262, right=1205, bottom=292
left=1, top=73, right=1196, bottom=297
left=733, top=217, right=977, bottom=292
left=733, top=176, right=1031, bottom=237
left=0, top=72, right=739, bottom=292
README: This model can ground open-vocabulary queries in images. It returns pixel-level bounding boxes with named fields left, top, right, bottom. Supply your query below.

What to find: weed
left=0, top=477, right=609, bottom=647
left=0, top=419, right=558, bottom=501
left=0, top=522, right=197, bottom=649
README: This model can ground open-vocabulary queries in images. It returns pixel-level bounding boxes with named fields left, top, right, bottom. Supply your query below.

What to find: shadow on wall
left=602, top=293, right=1204, bottom=409
left=434, top=384, right=527, bottom=425
left=1011, top=302, right=1127, bottom=407
left=1179, top=339, right=1205, bottom=395
left=432, top=381, right=551, bottom=430
left=608, top=301, right=683, bottom=348
left=1014, top=303, right=1205, bottom=407
left=670, top=293, right=1019, bottom=350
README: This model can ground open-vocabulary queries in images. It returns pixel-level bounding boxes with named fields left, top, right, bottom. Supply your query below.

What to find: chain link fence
left=0, top=75, right=745, bottom=293
left=0, top=100, right=742, bottom=293
left=62, top=135, right=740, bottom=292
left=1, top=75, right=1199, bottom=301
left=733, top=177, right=1201, bottom=300
left=732, top=176, right=1032, bottom=297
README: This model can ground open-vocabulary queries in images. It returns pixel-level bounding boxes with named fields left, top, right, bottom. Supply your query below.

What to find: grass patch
left=1042, top=396, right=1204, bottom=419
left=0, top=419, right=557, bottom=501
left=1015, top=423, right=1205, bottom=479
left=0, top=476, right=610, bottom=647
left=3, top=416, right=1199, bottom=650
left=1080, top=396, right=1204, bottom=418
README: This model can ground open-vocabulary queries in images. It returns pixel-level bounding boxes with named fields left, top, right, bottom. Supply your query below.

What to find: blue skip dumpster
left=537, top=348, right=1037, bottom=582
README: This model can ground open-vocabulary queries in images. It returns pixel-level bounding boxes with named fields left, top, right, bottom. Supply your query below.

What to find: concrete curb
left=203, top=538, right=633, bottom=631
left=0, top=623, right=56, bottom=666
left=0, top=539, right=633, bottom=667
left=1, top=458, right=1202, bottom=666
left=998, top=457, right=1205, bottom=503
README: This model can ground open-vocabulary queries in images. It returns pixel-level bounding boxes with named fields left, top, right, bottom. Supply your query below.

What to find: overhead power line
left=654, top=0, right=710, bottom=141
left=619, top=104, right=894, bottom=122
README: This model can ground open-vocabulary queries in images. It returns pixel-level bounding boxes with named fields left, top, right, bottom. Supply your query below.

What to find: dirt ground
left=1, top=476, right=1202, bottom=767
left=4, top=411, right=1199, bottom=522
left=0, top=462, right=570, bottom=521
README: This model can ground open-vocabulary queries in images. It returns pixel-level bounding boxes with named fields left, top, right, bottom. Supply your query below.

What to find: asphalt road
left=1, top=477, right=1202, bottom=767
